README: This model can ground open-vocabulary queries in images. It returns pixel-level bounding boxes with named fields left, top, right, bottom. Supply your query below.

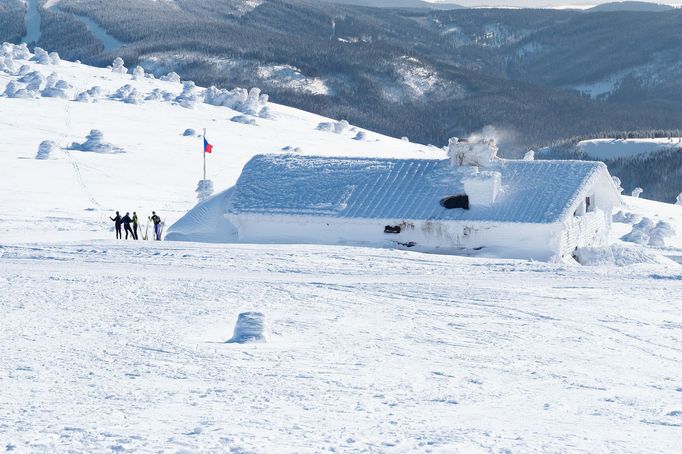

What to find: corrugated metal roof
left=228, top=154, right=607, bottom=224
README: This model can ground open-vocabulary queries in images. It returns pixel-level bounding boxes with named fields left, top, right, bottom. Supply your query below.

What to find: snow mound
left=174, top=81, right=200, bottom=109
left=231, top=115, right=257, bottom=126
left=648, top=221, right=676, bottom=247
left=573, top=244, right=675, bottom=266
left=75, top=86, right=105, bottom=103
left=69, top=130, right=124, bottom=154
left=165, top=188, right=238, bottom=243
left=35, top=140, right=59, bottom=160
left=621, top=217, right=675, bottom=247
left=111, top=57, right=127, bottom=74
left=183, top=128, right=197, bottom=137
left=30, top=48, right=59, bottom=65
left=612, top=210, right=641, bottom=224
left=195, top=179, right=214, bottom=203
left=227, top=312, right=270, bottom=344
left=111, top=84, right=143, bottom=104
left=159, top=71, right=181, bottom=83
left=317, top=119, right=355, bottom=135
left=41, top=73, right=72, bottom=98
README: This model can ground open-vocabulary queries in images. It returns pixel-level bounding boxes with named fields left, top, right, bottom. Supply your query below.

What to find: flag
left=204, top=136, right=213, bottom=154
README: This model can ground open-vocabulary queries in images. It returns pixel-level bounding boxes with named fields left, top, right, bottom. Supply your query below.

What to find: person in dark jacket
left=121, top=212, right=134, bottom=240
left=131, top=212, right=139, bottom=240
left=110, top=211, right=122, bottom=239
left=150, top=211, right=162, bottom=240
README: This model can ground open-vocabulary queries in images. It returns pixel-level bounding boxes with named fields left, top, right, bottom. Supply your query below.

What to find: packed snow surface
left=1, top=44, right=682, bottom=452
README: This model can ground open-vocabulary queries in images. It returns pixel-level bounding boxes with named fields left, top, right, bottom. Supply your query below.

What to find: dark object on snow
left=150, top=211, right=162, bottom=240
left=110, top=211, right=122, bottom=239
left=384, top=225, right=401, bottom=234
left=397, top=241, right=416, bottom=247
left=440, top=195, right=469, bottom=209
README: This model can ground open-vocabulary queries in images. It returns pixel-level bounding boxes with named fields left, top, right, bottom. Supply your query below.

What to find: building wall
left=228, top=213, right=562, bottom=260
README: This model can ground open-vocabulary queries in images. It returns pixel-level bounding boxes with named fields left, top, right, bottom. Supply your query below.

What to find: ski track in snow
left=1, top=241, right=681, bottom=452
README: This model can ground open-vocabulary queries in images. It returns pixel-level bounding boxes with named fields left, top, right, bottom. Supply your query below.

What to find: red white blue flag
left=204, top=136, right=213, bottom=154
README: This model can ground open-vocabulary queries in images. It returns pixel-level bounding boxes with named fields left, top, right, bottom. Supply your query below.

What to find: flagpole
left=203, top=127, right=206, bottom=181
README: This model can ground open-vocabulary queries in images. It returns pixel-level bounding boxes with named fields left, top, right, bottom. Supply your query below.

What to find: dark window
left=384, top=225, right=401, bottom=234
left=586, top=196, right=594, bottom=212
left=440, top=195, right=469, bottom=209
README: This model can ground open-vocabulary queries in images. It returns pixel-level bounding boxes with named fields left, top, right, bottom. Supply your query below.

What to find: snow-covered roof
left=227, top=154, right=612, bottom=223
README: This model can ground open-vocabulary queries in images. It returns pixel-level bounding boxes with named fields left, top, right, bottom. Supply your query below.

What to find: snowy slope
left=1, top=44, right=682, bottom=453
left=0, top=44, right=438, bottom=243
left=577, top=137, right=682, bottom=160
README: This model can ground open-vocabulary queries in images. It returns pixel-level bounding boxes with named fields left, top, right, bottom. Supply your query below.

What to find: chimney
left=462, top=169, right=501, bottom=206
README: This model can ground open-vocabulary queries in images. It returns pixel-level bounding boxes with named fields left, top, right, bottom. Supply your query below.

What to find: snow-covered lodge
left=220, top=140, right=621, bottom=260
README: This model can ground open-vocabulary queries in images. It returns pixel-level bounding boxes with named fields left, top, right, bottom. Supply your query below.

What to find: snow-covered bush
left=227, top=312, right=270, bottom=343
left=111, top=57, right=127, bottom=74
left=241, top=87, right=264, bottom=116
left=69, top=130, right=124, bottom=153
left=111, top=84, right=142, bottom=104
left=353, top=131, right=367, bottom=141
left=259, top=106, right=272, bottom=119
left=41, top=72, right=71, bottom=98
left=2, top=80, right=32, bottom=98
left=131, top=65, right=145, bottom=80
left=30, top=47, right=51, bottom=65
left=611, top=176, right=624, bottom=194
left=35, top=140, right=58, bottom=160
left=676, top=193, right=682, bottom=205
left=631, top=187, right=643, bottom=198
left=523, top=150, right=535, bottom=161
left=401, top=136, right=410, bottom=142
left=621, top=217, right=656, bottom=245
left=48, top=52, right=60, bottom=65
left=16, top=64, right=30, bottom=76
left=0, top=55, right=15, bottom=74
left=183, top=128, right=197, bottom=137
left=12, top=43, right=31, bottom=60
left=19, top=71, right=45, bottom=91
left=144, top=88, right=174, bottom=102
left=175, top=81, right=200, bottom=109
left=231, top=115, right=257, bottom=126
left=75, top=86, right=105, bottom=103
left=317, top=119, right=355, bottom=135
left=196, top=179, right=214, bottom=202
left=448, top=137, right=498, bottom=167
left=160, top=71, right=181, bottom=83
left=648, top=221, right=675, bottom=247
left=612, top=210, right=641, bottom=224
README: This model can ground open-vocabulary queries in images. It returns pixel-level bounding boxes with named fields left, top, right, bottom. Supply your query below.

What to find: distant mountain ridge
left=0, top=0, right=679, bottom=150
left=587, top=1, right=675, bottom=12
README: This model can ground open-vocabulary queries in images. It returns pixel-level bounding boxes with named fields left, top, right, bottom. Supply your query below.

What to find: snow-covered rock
left=183, top=128, right=197, bottom=137
left=631, top=187, right=643, bottom=198
left=231, top=115, right=257, bottom=126
left=676, top=192, right=682, bottom=205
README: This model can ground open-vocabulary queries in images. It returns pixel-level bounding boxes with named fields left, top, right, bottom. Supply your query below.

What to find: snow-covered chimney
left=462, top=169, right=501, bottom=206
left=448, top=137, right=498, bottom=167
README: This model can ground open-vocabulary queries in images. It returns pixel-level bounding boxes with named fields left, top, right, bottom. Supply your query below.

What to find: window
left=440, top=195, right=469, bottom=209
left=586, top=195, right=595, bottom=213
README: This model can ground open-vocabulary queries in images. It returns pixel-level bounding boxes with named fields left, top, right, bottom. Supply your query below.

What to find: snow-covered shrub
left=175, top=81, right=200, bottom=109
left=144, top=88, right=174, bottom=102
left=30, top=47, right=50, bottom=65
left=69, top=130, right=124, bottom=153
left=648, top=221, right=675, bottom=247
left=131, top=65, right=145, bottom=80
left=612, top=210, right=641, bottom=224
left=111, top=57, right=127, bottom=74
left=227, top=312, right=270, bottom=343
left=0, top=42, right=12, bottom=58
left=676, top=192, right=682, bottom=205
left=611, top=176, right=624, bottom=194
left=621, top=217, right=656, bottom=245
left=0, top=55, right=15, bottom=74
left=353, top=131, right=367, bottom=141
left=401, top=136, right=410, bottom=142
left=19, top=71, right=45, bottom=91
left=48, top=52, right=60, bottom=65
left=12, top=43, right=31, bottom=60
left=41, top=72, right=71, bottom=98
left=2, top=80, right=32, bottom=98
left=259, top=106, right=272, bottom=119
left=196, top=179, right=214, bottom=202
left=448, top=137, right=498, bottom=167
left=523, top=150, right=535, bottom=161
left=160, top=71, right=181, bottom=83
left=317, top=119, right=355, bottom=135
left=111, top=84, right=142, bottom=104
left=75, top=86, right=105, bottom=103
left=631, top=187, right=643, bottom=198
left=231, top=115, right=257, bottom=126
left=16, top=64, right=30, bottom=76
left=35, top=140, right=58, bottom=160
left=183, top=128, right=196, bottom=137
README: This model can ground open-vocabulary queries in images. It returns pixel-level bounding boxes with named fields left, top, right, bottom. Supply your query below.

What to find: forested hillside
left=2, top=0, right=680, bottom=151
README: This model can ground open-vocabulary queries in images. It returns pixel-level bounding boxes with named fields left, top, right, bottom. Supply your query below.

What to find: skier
left=150, top=211, right=162, bottom=241
left=131, top=211, right=139, bottom=240
left=109, top=211, right=122, bottom=239
left=121, top=212, right=134, bottom=240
